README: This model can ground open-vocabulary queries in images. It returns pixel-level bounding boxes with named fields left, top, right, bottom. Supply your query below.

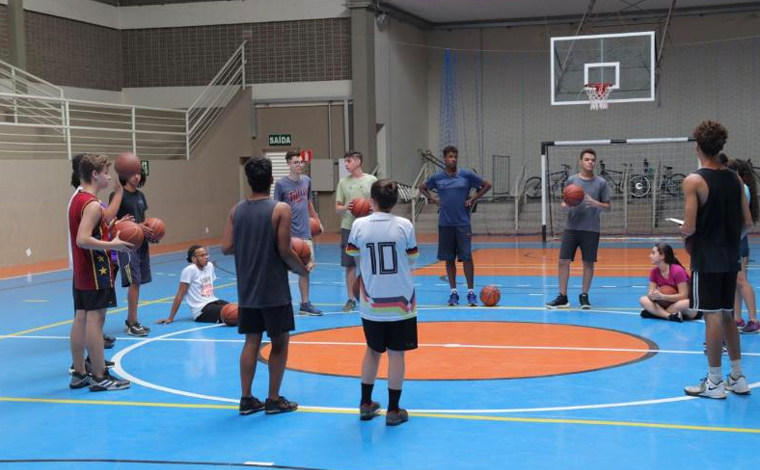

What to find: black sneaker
left=546, top=294, right=569, bottom=309
left=668, top=312, right=684, bottom=323
left=69, top=371, right=91, bottom=389
left=103, top=334, right=116, bottom=349
left=89, top=370, right=130, bottom=392
left=264, top=396, right=298, bottom=414
left=579, top=293, right=591, bottom=310
left=125, top=320, right=149, bottom=337
left=239, top=396, right=264, bottom=415
left=640, top=309, right=657, bottom=319
left=69, top=357, right=115, bottom=375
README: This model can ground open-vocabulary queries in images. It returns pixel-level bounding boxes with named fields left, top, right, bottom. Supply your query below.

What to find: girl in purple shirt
left=639, top=243, right=698, bottom=322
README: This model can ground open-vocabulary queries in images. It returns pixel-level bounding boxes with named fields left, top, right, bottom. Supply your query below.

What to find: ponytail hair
left=655, top=243, right=684, bottom=269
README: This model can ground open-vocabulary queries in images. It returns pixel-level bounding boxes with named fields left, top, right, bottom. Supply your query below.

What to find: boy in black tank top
left=681, top=121, right=752, bottom=399
left=222, top=157, right=311, bottom=415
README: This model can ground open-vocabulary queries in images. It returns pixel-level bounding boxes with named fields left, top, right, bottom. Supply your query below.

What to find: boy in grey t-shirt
left=546, top=149, right=611, bottom=310
left=274, top=151, right=322, bottom=316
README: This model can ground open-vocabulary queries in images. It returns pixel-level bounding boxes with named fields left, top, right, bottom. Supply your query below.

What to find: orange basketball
left=656, top=285, right=677, bottom=308
left=220, top=303, right=238, bottom=326
left=350, top=198, right=371, bottom=217
left=563, top=184, right=584, bottom=206
left=113, top=220, right=144, bottom=248
left=114, top=152, right=142, bottom=180
left=291, top=237, right=311, bottom=265
left=479, top=285, right=501, bottom=307
left=143, top=217, right=165, bottom=242
left=352, top=275, right=363, bottom=300
left=309, top=217, right=322, bottom=237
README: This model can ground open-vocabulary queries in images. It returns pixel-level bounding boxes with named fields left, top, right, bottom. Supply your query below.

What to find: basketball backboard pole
left=655, top=0, right=677, bottom=86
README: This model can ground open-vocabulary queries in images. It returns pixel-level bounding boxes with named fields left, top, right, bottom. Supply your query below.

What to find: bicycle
left=599, top=160, right=651, bottom=198
left=642, top=158, right=685, bottom=197
left=524, top=164, right=570, bottom=199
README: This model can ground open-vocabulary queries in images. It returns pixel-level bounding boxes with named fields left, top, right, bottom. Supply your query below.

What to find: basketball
left=352, top=275, right=363, bottom=300
left=291, top=237, right=311, bottom=265
left=114, top=152, right=142, bottom=180
left=310, top=217, right=322, bottom=237
left=220, top=303, right=238, bottom=326
left=480, top=285, right=501, bottom=307
left=143, top=217, right=165, bottom=242
left=113, top=220, right=144, bottom=247
left=350, top=198, right=372, bottom=217
left=563, top=184, right=584, bottom=206
left=656, top=285, right=677, bottom=308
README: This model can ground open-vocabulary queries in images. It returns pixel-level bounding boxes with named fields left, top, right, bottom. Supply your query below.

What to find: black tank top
left=232, top=198, right=291, bottom=308
left=690, top=168, right=742, bottom=273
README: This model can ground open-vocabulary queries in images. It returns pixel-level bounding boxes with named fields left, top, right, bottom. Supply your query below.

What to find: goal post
left=540, top=137, right=696, bottom=242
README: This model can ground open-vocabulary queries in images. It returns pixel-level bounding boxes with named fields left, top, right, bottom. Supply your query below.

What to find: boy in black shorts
left=347, top=179, right=419, bottom=426
left=682, top=121, right=752, bottom=398
left=222, top=157, right=310, bottom=415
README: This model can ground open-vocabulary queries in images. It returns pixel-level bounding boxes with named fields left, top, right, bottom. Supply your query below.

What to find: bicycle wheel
left=524, top=177, right=542, bottom=199
left=629, top=174, right=651, bottom=198
left=665, top=173, right=686, bottom=196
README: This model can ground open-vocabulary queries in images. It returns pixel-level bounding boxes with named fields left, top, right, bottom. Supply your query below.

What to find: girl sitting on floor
left=639, top=243, right=699, bottom=322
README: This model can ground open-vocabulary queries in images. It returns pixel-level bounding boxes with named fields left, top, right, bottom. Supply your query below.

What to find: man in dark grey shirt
left=222, top=156, right=310, bottom=416
left=274, top=151, right=322, bottom=316
left=546, top=149, right=611, bottom=310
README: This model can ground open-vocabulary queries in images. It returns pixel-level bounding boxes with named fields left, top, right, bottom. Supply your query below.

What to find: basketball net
left=584, top=82, right=612, bottom=110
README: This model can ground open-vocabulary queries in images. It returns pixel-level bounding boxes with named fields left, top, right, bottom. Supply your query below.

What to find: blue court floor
left=0, top=239, right=758, bottom=469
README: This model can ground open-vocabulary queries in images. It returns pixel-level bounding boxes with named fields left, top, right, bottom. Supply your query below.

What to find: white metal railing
left=186, top=41, right=247, bottom=156
left=410, top=160, right=437, bottom=226
left=0, top=42, right=247, bottom=160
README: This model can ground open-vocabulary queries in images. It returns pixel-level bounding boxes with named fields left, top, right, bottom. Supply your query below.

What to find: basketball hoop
left=584, top=82, right=613, bottom=110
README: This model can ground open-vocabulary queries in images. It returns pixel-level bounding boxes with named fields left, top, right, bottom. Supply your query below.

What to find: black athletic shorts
left=340, top=228, right=356, bottom=268
left=362, top=317, right=418, bottom=353
left=437, top=225, right=473, bottom=262
left=118, top=242, right=152, bottom=287
left=690, top=271, right=738, bottom=313
left=559, top=229, right=600, bottom=262
left=195, top=300, right=229, bottom=323
left=73, top=286, right=116, bottom=312
left=238, top=303, right=295, bottom=338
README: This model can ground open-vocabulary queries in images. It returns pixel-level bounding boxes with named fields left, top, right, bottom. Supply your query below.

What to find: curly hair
left=693, top=120, right=728, bottom=157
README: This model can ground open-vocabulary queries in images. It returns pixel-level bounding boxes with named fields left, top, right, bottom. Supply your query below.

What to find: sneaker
left=103, top=334, right=115, bottom=349
left=264, top=396, right=298, bottom=414
left=299, top=302, right=323, bottom=316
left=579, top=293, right=591, bottom=310
left=385, top=408, right=409, bottom=426
left=89, top=370, right=130, bottom=392
left=447, top=292, right=460, bottom=306
left=640, top=309, right=657, bottom=319
left=725, top=374, right=751, bottom=395
left=668, top=312, right=684, bottom=323
left=741, top=320, right=760, bottom=334
left=239, top=396, right=265, bottom=415
left=546, top=294, right=569, bottom=309
left=736, top=318, right=746, bottom=328
left=342, top=299, right=357, bottom=312
left=69, top=357, right=115, bottom=375
left=69, top=371, right=91, bottom=389
left=359, top=401, right=381, bottom=421
left=684, top=376, right=726, bottom=399
left=125, top=320, right=149, bottom=337
left=467, top=291, right=478, bottom=307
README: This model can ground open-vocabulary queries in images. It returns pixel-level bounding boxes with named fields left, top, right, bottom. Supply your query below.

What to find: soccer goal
left=538, top=137, right=696, bottom=241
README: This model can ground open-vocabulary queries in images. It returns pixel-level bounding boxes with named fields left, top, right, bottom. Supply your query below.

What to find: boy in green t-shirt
left=335, top=151, right=377, bottom=311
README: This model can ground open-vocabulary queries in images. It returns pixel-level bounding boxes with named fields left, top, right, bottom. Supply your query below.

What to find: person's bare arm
left=681, top=174, right=701, bottom=237
left=273, top=203, right=309, bottom=276
left=221, top=205, right=236, bottom=255
left=157, top=282, right=189, bottom=324
left=583, top=194, right=611, bottom=212
left=77, top=201, right=133, bottom=252
left=103, top=179, right=123, bottom=223
left=417, top=182, right=440, bottom=205
left=466, top=180, right=492, bottom=208
left=308, top=200, right=319, bottom=219
left=739, top=174, right=753, bottom=238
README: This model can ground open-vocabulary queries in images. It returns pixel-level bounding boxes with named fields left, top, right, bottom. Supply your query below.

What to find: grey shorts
left=559, top=229, right=600, bottom=263
left=118, top=242, right=152, bottom=287
left=340, top=228, right=356, bottom=268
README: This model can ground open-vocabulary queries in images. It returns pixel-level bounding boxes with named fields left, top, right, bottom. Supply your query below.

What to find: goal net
left=539, top=137, right=696, bottom=241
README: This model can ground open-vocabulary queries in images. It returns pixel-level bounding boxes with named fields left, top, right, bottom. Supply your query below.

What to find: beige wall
left=0, top=87, right=254, bottom=269
left=252, top=103, right=347, bottom=233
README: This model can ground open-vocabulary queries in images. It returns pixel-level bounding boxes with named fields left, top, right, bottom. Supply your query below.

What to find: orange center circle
left=260, top=321, right=656, bottom=380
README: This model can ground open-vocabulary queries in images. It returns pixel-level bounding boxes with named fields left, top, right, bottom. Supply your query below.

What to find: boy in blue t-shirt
left=418, top=145, right=492, bottom=306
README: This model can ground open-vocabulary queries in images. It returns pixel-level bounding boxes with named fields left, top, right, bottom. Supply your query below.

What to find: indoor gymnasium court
left=1, top=1, right=759, bottom=469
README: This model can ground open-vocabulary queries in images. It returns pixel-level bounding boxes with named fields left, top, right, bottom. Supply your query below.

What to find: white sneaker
left=725, top=374, right=751, bottom=395
left=684, top=376, right=726, bottom=399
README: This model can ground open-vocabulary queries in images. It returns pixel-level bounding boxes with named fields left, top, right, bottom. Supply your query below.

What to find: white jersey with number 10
left=346, top=212, right=419, bottom=322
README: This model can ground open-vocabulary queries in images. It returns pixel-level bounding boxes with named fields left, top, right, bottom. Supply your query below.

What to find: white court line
left=106, top=324, right=759, bottom=414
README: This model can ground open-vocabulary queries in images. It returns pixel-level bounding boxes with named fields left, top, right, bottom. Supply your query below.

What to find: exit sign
left=269, top=134, right=292, bottom=146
